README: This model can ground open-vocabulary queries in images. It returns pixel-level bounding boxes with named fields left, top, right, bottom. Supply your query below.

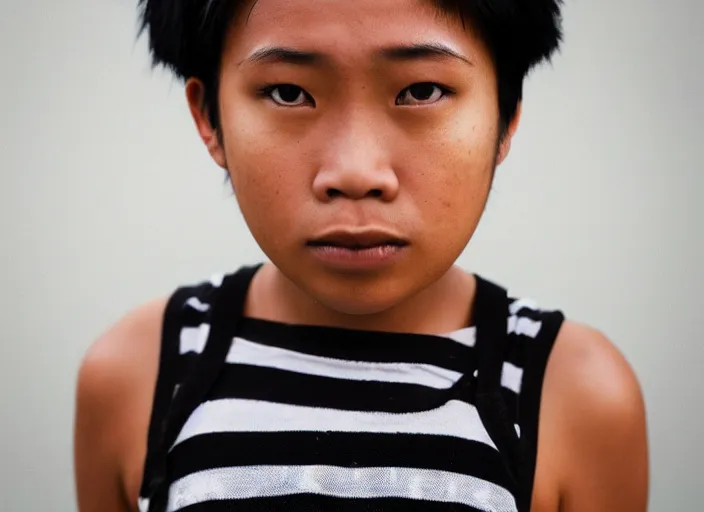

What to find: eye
left=265, top=84, right=313, bottom=107
left=396, top=83, right=450, bottom=106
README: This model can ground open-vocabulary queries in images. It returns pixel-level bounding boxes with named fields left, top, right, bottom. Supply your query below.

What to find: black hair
left=138, top=0, right=563, bottom=135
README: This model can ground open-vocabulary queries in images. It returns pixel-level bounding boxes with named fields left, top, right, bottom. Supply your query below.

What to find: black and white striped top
left=139, top=265, right=564, bottom=512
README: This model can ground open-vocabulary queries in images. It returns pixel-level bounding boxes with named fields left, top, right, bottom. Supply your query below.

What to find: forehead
left=227, top=0, right=484, bottom=64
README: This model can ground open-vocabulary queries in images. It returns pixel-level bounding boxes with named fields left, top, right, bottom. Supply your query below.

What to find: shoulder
left=76, top=272, right=229, bottom=412
left=76, top=297, right=168, bottom=416
left=74, top=297, right=169, bottom=510
left=541, top=320, right=648, bottom=509
left=75, top=297, right=169, bottom=457
left=545, top=320, right=645, bottom=436
left=79, top=272, right=228, bottom=388
left=75, top=273, right=228, bottom=508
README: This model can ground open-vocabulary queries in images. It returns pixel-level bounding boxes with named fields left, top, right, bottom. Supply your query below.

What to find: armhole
left=138, top=286, right=195, bottom=499
left=516, top=310, right=565, bottom=512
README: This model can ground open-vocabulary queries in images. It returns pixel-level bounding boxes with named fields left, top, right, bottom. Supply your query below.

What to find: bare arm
left=74, top=299, right=166, bottom=512
left=74, top=343, right=132, bottom=511
left=547, top=322, right=649, bottom=512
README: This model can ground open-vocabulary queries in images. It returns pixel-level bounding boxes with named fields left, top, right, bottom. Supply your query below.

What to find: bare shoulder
left=540, top=320, right=649, bottom=512
left=77, top=297, right=167, bottom=398
left=546, top=320, right=645, bottom=419
left=74, top=297, right=168, bottom=512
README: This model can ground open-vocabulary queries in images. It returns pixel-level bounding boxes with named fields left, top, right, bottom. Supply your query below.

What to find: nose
left=312, top=115, right=399, bottom=203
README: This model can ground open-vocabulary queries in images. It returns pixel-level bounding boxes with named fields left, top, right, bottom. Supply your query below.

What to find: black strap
left=140, top=285, right=197, bottom=499
left=516, top=309, right=564, bottom=512
left=472, top=276, right=523, bottom=496
left=147, top=265, right=260, bottom=512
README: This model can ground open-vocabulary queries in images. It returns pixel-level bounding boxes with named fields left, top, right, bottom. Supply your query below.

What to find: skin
left=74, top=0, right=649, bottom=510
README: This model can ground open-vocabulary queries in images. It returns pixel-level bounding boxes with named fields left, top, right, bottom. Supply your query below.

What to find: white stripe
left=185, top=296, right=210, bottom=312
left=509, top=298, right=539, bottom=315
left=166, top=465, right=517, bottom=512
left=173, top=398, right=497, bottom=450
left=179, top=325, right=210, bottom=354
left=137, top=497, right=150, bottom=512
left=209, top=273, right=224, bottom=287
left=501, top=362, right=524, bottom=394
left=508, top=315, right=542, bottom=338
left=443, top=327, right=476, bottom=347
left=181, top=331, right=523, bottom=393
left=226, top=338, right=462, bottom=389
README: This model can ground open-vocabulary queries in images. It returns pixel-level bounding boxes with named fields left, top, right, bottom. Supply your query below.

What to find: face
left=189, top=0, right=518, bottom=316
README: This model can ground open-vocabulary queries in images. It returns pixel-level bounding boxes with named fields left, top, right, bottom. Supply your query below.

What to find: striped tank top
left=139, top=265, right=564, bottom=512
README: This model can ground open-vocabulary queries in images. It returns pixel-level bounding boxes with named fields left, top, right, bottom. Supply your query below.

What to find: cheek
left=403, top=115, right=498, bottom=231
left=219, top=105, right=309, bottom=247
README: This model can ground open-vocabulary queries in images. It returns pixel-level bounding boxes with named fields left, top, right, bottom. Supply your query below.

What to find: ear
left=496, top=102, right=522, bottom=166
left=186, top=78, right=227, bottom=169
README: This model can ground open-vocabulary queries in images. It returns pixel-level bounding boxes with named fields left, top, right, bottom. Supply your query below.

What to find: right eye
left=264, top=84, right=314, bottom=107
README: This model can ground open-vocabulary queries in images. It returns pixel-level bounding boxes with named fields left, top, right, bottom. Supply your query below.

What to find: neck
left=246, top=263, right=476, bottom=335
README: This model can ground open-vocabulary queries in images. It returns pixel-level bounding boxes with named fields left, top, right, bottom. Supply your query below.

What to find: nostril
left=324, top=188, right=384, bottom=200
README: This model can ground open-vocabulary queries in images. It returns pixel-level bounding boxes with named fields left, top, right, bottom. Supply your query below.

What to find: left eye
left=396, top=83, right=448, bottom=106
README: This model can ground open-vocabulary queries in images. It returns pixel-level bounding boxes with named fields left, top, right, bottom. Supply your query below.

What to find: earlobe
left=185, top=79, right=228, bottom=169
left=496, top=136, right=512, bottom=166
left=496, top=102, right=522, bottom=166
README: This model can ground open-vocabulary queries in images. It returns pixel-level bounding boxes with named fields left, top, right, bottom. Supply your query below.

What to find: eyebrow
left=240, top=42, right=473, bottom=67
left=380, top=43, right=473, bottom=66
left=240, top=47, right=324, bottom=66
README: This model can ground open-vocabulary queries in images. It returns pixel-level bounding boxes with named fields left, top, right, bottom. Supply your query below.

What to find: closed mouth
left=308, top=241, right=407, bottom=250
left=307, top=231, right=409, bottom=250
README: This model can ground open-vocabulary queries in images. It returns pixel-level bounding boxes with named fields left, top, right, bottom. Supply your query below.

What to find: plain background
left=1, top=0, right=702, bottom=510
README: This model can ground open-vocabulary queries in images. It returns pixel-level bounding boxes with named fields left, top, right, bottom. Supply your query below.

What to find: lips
left=307, top=230, right=409, bottom=250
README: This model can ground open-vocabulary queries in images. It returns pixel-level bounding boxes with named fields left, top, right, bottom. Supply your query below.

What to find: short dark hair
left=138, top=0, right=563, bottom=135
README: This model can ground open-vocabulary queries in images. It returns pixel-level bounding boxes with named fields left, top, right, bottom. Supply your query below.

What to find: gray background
left=1, top=0, right=702, bottom=509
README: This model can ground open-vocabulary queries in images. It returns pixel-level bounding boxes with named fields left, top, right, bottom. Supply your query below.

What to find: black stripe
left=176, top=353, right=517, bottom=421
left=186, top=357, right=518, bottom=418
left=180, top=306, right=212, bottom=329
left=175, top=354, right=520, bottom=414
left=207, top=364, right=476, bottom=413
left=176, top=495, right=484, bottom=512
left=500, top=310, right=554, bottom=369
left=502, top=336, right=525, bottom=371
left=168, top=431, right=513, bottom=490
left=499, top=388, right=520, bottom=426
left=236, top=318, right=476, bottom=372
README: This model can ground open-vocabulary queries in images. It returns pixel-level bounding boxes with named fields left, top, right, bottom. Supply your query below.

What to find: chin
left=316, top=293, right=404, bottom=317
left=301, top=270, right=426, bottom=318
left=269, top=253, right=456, bottom=321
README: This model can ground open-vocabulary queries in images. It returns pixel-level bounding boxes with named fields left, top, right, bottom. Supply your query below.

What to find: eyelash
left=258, top=84, right=316, bottom=107
left=257, top=82, right=455, bottom=108
left=399, top=83, right=456, bottom=106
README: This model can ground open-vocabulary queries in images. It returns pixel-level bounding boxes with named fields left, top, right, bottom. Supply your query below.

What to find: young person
left=74, top=0, right=649, bottom=511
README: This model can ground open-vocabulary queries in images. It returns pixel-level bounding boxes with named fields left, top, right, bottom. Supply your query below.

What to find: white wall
left=1, top=0, right=701, bottom=509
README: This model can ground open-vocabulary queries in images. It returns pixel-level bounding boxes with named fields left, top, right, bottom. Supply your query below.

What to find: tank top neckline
left=229, top=263, right=483, bottom=348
